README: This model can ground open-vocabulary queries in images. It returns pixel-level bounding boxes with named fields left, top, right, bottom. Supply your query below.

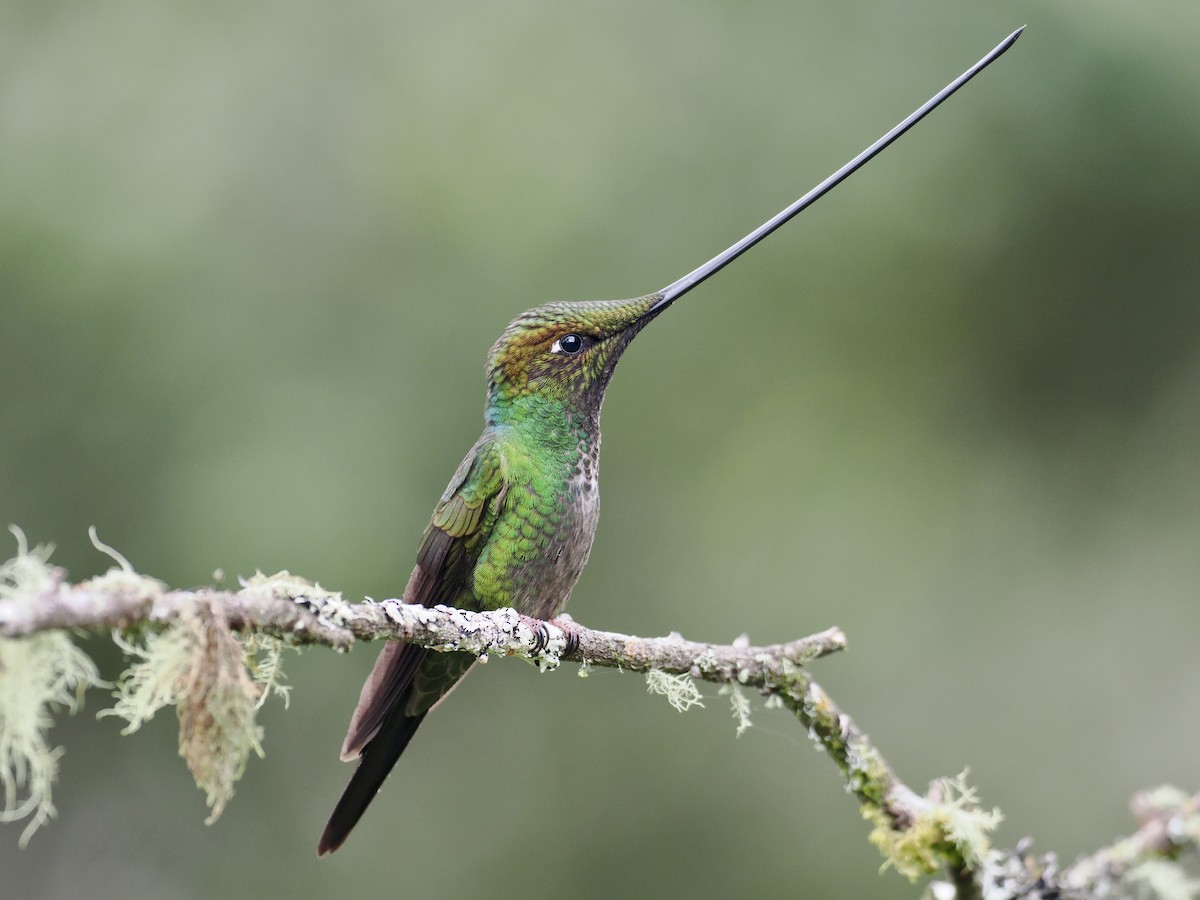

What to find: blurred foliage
left=2, top=1, right=1199, bottom=897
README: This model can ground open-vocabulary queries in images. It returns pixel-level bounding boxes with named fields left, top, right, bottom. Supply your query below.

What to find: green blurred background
left=2, top=1, right=1198, bottom=897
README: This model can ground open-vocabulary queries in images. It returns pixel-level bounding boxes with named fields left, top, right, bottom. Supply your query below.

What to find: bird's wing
left=339, top=438, right=508, bottom=761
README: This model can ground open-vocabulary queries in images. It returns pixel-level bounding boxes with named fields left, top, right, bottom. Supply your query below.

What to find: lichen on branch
left=0, top=532, right=845, bottom=846
left=101, top=600, right=291, bottom=823
left=0, top=530, right=106, bottom=846
left=1, top=529, right=1197, bottom=900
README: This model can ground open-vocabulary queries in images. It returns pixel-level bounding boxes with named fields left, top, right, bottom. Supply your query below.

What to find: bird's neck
left=486, top=392, right=600, bottom=460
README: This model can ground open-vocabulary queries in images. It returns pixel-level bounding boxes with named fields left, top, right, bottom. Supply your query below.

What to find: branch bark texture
left=0, top=565, right=847, bottom=677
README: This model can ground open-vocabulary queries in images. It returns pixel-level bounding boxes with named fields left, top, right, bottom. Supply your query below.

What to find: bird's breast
left=479, top=436, right=601, bottom=620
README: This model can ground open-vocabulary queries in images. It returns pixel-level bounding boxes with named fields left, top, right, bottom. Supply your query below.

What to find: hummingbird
left=317, top=27, right=1022, bottom=856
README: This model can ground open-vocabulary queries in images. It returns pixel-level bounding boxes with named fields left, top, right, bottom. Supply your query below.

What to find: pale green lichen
left=79, top=527, right=165, bottom=608
left=103, top=622, right=198, bottom=733
left=718, top=683, right=753, bottom=737
left=102, top=602, right=289, bottom=823
left=1124, top=859, right=1200, bottom=900
left=0, top=634, right=103, bottom=847
left=0, top=530, right=105, bottom=846
left=239, top=569, right=342, bottom=602
left=239, top=570, right=349, bottom=624
left=1137, top=785, right=1193, bottom=819
left=645, top=669, right=704, bottom=712
left=867, top=770, right=1003, bottom=882
left=86, top=526, right=134, bottom=573
left=242, top=633, right=292, bottom=710
left=1, top=527, right=58, bottom=604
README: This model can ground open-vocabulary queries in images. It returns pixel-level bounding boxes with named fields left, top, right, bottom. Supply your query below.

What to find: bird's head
left=485, top=293, right=671, bottom=420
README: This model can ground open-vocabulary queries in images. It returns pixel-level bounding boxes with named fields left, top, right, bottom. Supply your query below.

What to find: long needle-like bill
left=653, top=26, right=1024, bottom=310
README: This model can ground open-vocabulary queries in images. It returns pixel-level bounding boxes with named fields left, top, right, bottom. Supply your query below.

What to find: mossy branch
left=1, top=532, right=1197, bottom=896
left=0, top=553, right=848, bottom=678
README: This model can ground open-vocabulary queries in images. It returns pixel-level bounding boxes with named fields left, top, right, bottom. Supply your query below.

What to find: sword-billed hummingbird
left=318, top=27, right=1022, bottom=855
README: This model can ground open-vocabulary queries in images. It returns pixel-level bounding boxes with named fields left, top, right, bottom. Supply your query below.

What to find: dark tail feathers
left=317, top=707, right=427, bottom=855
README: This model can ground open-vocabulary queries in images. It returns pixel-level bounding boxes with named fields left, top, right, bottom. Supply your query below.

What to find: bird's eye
left=551, top=333, right=585, bottom=356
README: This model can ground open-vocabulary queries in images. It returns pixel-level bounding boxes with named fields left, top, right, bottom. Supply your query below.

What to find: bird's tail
left=319, top=644, right=476, bottom=855
left=317, top=703, right=427, bottom=855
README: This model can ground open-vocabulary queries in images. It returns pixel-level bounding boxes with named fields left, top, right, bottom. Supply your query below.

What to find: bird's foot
left=547, top=614, right=581, bottom=657
left=522, top=614, right=581, bottom=657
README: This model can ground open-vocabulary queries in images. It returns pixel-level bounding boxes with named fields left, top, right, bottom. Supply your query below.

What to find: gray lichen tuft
left=645, top=669, right=704, bottom=712
left=718, top=683, right=754, bottom=737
